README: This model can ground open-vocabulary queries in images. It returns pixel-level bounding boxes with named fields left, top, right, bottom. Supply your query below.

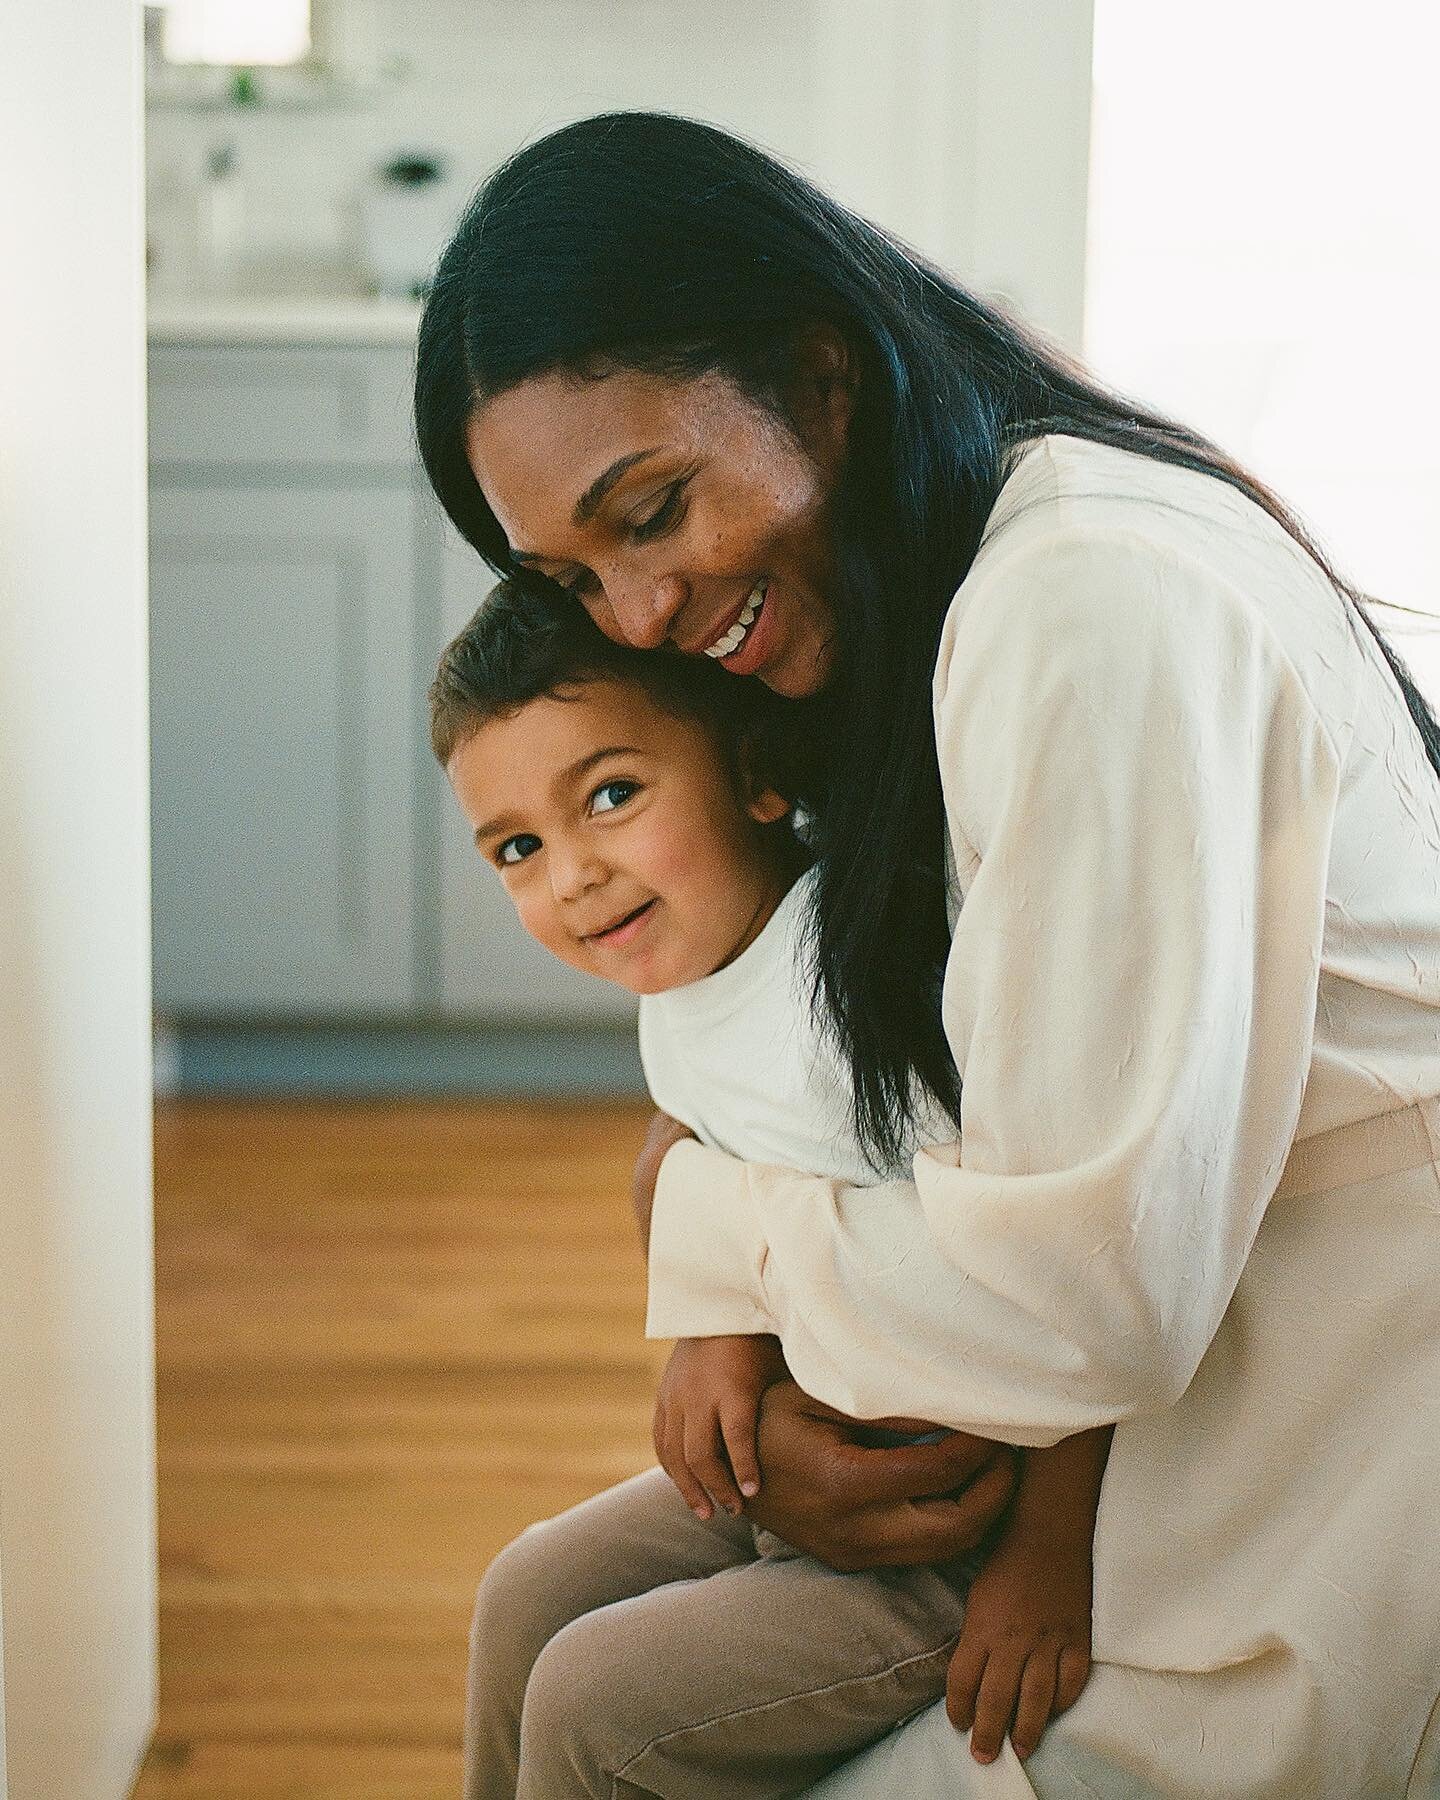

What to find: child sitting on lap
left=434, top=578, right=1110, bottom=1794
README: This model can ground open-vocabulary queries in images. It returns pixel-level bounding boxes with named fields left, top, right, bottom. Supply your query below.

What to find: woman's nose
left=604, top=569, right=688, bottom=651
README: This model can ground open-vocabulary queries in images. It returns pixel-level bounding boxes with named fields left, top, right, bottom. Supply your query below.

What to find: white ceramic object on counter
left=147, top=295, right=423, bottom=344
left=360, top=174, right=464, bottom=301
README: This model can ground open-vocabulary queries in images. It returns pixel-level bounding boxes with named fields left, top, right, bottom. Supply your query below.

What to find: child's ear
left=735, top=730, right=791, bottom=824
left=746, top=787, right=791, bottom=826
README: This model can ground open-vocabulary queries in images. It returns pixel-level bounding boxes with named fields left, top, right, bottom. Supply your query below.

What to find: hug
left=415, top=110, right=1440, bottom=1799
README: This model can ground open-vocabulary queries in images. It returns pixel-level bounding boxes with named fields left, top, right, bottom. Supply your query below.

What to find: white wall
left=0, top=5, right=158, bottom=1798
left=146, top=0, right=1093, bottom=349
left=812, top=0, right=1092, bottom=348
left=146, top=0, right=835, bottom=295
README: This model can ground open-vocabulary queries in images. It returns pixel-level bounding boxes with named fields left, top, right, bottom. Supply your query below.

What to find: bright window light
left=1087, top=2, right=1440, bottom=698
left=162, top=0, right=311, bottom=66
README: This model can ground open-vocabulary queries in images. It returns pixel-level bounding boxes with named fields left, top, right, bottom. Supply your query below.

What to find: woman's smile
left=702, top=581, right=778, bottom=677
left=700, top=581, right=765, bottom=660
left=463, top=364, right=846, bottom=698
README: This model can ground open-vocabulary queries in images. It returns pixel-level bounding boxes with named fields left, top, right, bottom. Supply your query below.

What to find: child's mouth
left=586, top=899, right=656, bottom=945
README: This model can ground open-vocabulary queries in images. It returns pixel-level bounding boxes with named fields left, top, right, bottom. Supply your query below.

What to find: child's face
left=446, top=676, right=789, bottom=995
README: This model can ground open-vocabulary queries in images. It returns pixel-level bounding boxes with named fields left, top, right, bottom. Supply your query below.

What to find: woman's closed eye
left=628, top=477, right=689, bottom=543
left=555, top=474, right=693, bottom=599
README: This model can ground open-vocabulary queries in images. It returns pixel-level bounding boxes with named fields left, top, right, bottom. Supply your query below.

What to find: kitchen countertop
left=147, top=294, right=424, bottom=345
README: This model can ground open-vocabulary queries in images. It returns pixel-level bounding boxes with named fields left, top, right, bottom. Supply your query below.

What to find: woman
left=415, top=111, right=1440, bottom=1797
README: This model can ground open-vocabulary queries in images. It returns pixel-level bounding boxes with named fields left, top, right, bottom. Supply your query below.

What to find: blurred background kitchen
left=2, top=2, right=1436, bottom=1797
left=144, top=0, right=1439, bottom=1107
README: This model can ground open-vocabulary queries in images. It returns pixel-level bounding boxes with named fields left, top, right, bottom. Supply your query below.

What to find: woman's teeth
left=704, top=584, right=766, bottom=658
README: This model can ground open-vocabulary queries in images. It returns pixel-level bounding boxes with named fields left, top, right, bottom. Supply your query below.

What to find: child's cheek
left=511, top=881, right=578, bottom=969
left=626, top=810, right=696, bottom=895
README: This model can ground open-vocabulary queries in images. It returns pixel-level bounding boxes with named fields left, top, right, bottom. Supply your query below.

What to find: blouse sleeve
left=645, top=523, right=1344, bottom=1445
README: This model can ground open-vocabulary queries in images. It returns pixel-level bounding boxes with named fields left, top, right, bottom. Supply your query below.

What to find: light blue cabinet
left=148, top=342, right=418, bottom=470
left=148, top=336, right=635, bottom=1028
left=150, top=479, right=423, bottom=1014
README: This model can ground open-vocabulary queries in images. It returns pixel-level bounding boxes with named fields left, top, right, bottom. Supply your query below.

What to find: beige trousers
left=464, top=1466, right=978, bottom=1799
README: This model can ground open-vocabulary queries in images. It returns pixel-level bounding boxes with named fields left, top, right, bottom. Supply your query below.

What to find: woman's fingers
left=784, top=1454, right=1017, bottom=1571
left=748, top=1381, right=1015, bottom=1570
left=923, top=1453, right=1018, bottom=1538
left=839, top=1430, right=1010, bottom=1507
left=683, top=1415, right=745, bottom=1517
left=853, top=1455, right=1017, bottom=1567
left=969, top=1640, right=1027, bottom=1763
left=720, top=1403, right=762, bottom=1499
left=1010, top=1647, right=1059, bottom=1761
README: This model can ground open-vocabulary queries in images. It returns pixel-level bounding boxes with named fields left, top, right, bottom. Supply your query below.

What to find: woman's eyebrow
left=573, top=448, right=664, bottom=525
left=508, top=450, right=664, bottom=567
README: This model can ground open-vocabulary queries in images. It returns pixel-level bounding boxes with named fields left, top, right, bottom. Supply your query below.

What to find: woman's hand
left=631, top=1110, right=696, bottom=1254
left=654, top=1333, right=789, bottom=1520
left=745, top=1378, right=1019, bottom=1572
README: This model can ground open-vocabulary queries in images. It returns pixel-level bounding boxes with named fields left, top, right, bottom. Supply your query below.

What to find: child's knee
left=518, top=1606, right=653, bottom=1788
left=470, top=1522, right=569, bottom=1674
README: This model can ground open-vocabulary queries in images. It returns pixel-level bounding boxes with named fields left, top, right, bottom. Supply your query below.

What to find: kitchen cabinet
left=147, top=317, right=634, bottom=1027
left=149, top=478, right=422, bottom=1013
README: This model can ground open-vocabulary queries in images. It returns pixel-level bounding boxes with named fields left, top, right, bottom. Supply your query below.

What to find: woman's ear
left=788, top=323, right=857, bottom=468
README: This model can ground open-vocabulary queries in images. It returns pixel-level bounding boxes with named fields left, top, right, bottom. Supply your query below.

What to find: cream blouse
left=647, top=434, right=1440, bottom=1430
left=644, top=436, right=1440, bottom=1794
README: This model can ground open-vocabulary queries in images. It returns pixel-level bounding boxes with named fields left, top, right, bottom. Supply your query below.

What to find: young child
left=434, top=578, right=1110, bottom=1791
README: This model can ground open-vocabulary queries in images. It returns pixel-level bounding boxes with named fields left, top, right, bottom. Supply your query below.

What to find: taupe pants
left=464, top=1466, right=978, bottom=1799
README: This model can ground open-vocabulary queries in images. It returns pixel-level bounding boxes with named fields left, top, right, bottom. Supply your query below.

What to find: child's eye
left=496, top=833, right=541, bottom=867
left=629, top=479, right=688, bottom=544
left=590, top=779, right=638, bottom=815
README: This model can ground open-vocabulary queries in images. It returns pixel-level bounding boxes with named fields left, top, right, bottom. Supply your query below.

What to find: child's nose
left=549, top=843, right=607, bottom=904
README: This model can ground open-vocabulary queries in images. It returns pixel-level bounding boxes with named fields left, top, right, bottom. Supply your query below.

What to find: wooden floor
left=132, top=1096, right=660, bottom=1800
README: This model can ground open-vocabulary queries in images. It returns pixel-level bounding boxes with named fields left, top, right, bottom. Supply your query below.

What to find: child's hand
left=654, top=1334, right=788, bottom=1521
left=945, top=1517, right=1093, bottom=1765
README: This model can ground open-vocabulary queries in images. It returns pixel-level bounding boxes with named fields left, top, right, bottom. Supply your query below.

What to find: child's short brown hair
left=431, top=577, right=800, bottom=814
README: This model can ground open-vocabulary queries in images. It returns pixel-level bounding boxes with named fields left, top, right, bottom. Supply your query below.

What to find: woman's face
left=464, top=357, right=850, bottom=698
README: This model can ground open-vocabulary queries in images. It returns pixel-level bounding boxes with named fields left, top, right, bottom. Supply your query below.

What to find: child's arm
left=653, top=1333, right=789, bottom=1520
left=946, top=1424, right=1114, bottom=1765
left=635, top=1115, right=789, bottom=1519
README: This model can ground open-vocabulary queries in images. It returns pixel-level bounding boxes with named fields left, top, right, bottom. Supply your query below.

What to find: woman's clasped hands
left=653, top=1336, right=1094, bottom=1764
left=653, top=1333, right=1018, bottom=1564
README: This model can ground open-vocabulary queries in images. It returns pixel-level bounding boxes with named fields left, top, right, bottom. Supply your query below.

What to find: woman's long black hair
left=415, top=110, right=1440, bottom=1169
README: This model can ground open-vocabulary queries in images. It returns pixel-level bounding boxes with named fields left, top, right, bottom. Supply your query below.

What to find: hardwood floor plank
left=133, top=1096, right=659, bottom=1800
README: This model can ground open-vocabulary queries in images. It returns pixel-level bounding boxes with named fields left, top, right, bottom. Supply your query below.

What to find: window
left=160, top=0, right=311, bottom=67
left=1087, top=2, right=1440, bottom=699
